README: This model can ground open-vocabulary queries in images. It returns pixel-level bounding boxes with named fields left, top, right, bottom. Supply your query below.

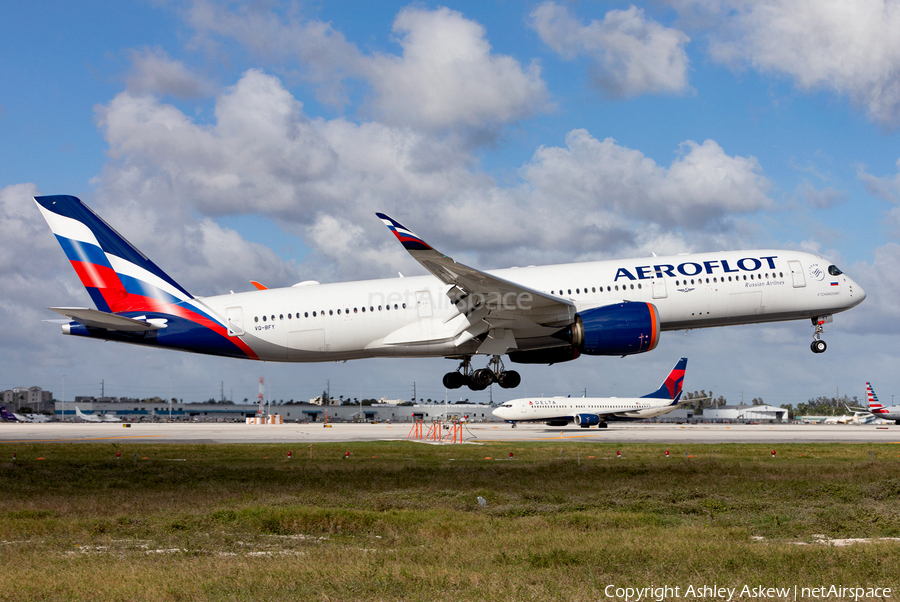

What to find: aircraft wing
left=376, top=213, right=576, bottom=352
left=48, top=307, right=165, bottom=332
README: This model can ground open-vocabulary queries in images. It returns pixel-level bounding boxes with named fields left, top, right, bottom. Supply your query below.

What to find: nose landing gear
left=442, top=355, right=522, bottom=390
left=810, top=315, right=832, bottom=354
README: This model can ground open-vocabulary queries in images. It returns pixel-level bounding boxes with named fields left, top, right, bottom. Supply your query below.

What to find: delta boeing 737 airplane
left=492, top=358, right=690, bottom=428
left=36, top=195, right=866, bottom=391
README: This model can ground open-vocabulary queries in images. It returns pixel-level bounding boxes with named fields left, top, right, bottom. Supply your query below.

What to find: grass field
left=1, top=441, right=898, bottom=601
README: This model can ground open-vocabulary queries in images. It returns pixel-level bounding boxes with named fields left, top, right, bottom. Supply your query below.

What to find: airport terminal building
left=54, top=401, right=502, bottom=423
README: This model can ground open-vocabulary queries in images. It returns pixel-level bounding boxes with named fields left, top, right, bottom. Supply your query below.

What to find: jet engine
left=560, top=301, right=660, bottom=356
left=509, top=302, right=659, bottom=365
left=574, top=413, right=600, bottom=426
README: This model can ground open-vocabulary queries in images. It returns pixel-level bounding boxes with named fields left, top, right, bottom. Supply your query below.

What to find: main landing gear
left=442, top=355, right=522, bottom=390
left=810, top=315, right=832, bottom=354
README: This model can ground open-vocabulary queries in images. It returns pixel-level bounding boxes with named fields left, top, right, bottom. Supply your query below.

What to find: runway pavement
left=1, top=421, right=898, bottom=444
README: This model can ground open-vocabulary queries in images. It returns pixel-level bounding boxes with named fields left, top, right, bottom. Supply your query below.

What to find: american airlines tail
left=640, top=357, right=687, bottom=401
left=34, top=195, right=258, bottom=360
left=865, top=382, right=882, bottom=412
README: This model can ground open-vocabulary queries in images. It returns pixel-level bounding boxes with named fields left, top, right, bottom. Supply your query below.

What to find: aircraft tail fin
left=34, top=195, right=193, bottom=314
left=74, top=406, right=98, bottom=422
left=1, top=405, right=19, bottom=421
left=866, top=382, right=883, bottom=411
left=641, top=358, right=688, bottom=400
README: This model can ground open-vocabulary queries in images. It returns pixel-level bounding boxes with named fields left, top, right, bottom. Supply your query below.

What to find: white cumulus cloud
left=676, top=0, right=900, bottom=128
left=366, top=6, right=550, bottom=130
left=531, top=2, right=691, bottom=97
left=521, top=129, right=770, bottom=227
left=125, top=47, right=215, bottom=98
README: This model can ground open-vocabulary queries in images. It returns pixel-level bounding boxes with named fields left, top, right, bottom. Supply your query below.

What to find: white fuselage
left=196, top=249, right=864, bottom=361
left=493, top=397, right=681, bottom=423
left=870, top=406, right=900, bottom=422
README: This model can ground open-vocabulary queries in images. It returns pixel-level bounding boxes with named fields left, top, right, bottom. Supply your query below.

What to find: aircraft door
left=225, top=306, right=244, bottom=336
left=788, top=260, right=806, bottom=288
left=416, top=290, right=433, bottom=318
left=651, top=278, right=668, bottom=299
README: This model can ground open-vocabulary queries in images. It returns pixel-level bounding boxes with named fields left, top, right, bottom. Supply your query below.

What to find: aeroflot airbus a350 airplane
left=36, top=195, right=865, bottom=391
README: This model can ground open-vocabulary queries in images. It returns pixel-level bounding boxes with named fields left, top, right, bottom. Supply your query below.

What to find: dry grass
left=0, top=442, right=898, bottom=600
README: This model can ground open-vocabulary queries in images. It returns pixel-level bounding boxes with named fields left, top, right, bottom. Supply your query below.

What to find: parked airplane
left=865, top=382, right=900, bottom=424
left=12, top=412, right=51, bottom=423
left=493, top=358, right=689, bottom=427
left=1, top=406, right=20, bottom=422
left=101, top=413, right=122, bottom=422
left=74, top=406, right=102, bottom=423
left=36, top=195, right=866, bottom=390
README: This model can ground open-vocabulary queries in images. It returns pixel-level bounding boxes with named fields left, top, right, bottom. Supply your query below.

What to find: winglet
left=250, top=281, right=268, bottom=291
left=376, top=213, right=434, bottom=252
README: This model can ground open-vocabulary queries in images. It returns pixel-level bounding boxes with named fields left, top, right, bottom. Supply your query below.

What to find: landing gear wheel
left=810, top=316, right=829, bottom=354
left=599, top=422, right=608, bottom=429
left=497, top=370, right=521, bottom=389
left=443, top=372, right=466, bottom=389
left=469, top=368, right=495, bottom=390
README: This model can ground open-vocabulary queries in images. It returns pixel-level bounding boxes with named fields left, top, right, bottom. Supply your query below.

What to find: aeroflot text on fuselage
left=614, top=256, right=778, bottom=281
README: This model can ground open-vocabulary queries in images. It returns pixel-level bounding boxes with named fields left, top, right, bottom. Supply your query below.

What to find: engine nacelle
left=565, top=302, right=660, bottom=356
left=574, top=413, right=600, bottom=426
left=508, top=346, right=581, bottom=365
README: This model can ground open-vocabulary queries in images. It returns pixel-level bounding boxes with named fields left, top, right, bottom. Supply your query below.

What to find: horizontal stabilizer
left=48, top=307, right=165, bottom=331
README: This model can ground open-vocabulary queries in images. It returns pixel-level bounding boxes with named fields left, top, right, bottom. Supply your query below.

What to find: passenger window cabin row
left=254, top=303, right=407, bottom=323
left=253, top=270, right=789, bottom=323
left=550, top=272, right=785, bottom=296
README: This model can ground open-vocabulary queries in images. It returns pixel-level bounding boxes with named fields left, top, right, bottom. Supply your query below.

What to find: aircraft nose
left=852, top=278, right=866, bottom=304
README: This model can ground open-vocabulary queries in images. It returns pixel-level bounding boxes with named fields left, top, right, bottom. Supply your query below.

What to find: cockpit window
left=828, top=265, right=843, bottom=276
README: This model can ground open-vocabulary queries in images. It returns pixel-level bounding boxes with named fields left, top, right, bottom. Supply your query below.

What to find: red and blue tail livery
left=866, top=382, right=882, bottom=412
left=35, top=195, right=257, bottom=360
left=865, top=382, right=900, bottom=424
left=35, top=195, right=193, bottom=313
left=641, top=357, right=687, bottom=401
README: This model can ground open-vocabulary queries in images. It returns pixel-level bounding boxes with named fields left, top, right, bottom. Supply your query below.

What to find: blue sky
left=2, top=1, right=899, bottom=408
